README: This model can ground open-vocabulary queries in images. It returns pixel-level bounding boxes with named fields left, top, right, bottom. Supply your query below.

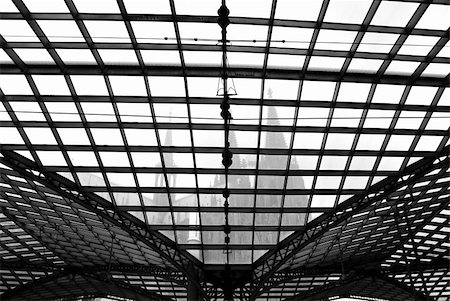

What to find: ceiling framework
left=0, top=0, right=449, bottom=300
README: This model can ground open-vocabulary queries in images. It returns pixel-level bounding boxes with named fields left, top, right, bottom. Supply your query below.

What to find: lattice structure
left=0, top=0, right=449, bottom=300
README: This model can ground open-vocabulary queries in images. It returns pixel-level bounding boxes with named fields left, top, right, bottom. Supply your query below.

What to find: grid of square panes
left=0, top=0, right=448, bottom=276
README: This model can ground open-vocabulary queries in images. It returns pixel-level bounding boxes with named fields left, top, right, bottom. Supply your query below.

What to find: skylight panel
left=290, top=155, right=318, bottom=170
left=230, top=105, right=259, bottom=125
left=83, top=21, right=131, bottom=43
left=183, top=51, right=221, bottom=67
left=174, top=0, right=220, bottom=15
left=124, top=129, right=157, bottom=146
left=363, top=109, right=395, bottom=129
left=315, top=29, right=358, bottom=51
left=308, top=56, right=346, bottom=72
left=275, top=0, right=322, bottom=21
left=425, top=112, right=450, bottom=131
left=195, top=154, right=223, bottom=168
left=356, top=134, right=385, bottom=151
left=57, top=128, right=91, bottom=145
left=385, top=61, right=421, bottom=76
left=187, top=77, right=220, bottom=98
left=0, top=0, right=18, bottom=12
left=24, top=128, right=57, bottom=145
left=14, top=49, right=55, bottom=64
left=347, top=58, right=383, bottom=74
left=337, top=82, right=371, bottom=102
left=68, top=151, right=99, bottom=167
left=9, top=102, right=45, bottom=121
left=107, top=173, right=136, bottom=187
left=227, top=0, right=272, bottom=18
left=262, top=106, right=295, bottom=126
left=370, top=1, right=419, bottom=27
left=228, top=24, right=268, bottom=47
left=310, top=195, right=336, bottom=207
left=131, top=152, right=161, bottom=168
left=189, top=104, right=221, bottom=124
left=324, top=0, right=372, bottom=24
left=71, top=75, right=109, bottom=96
left=0, top=103, right=11, bottom=121
left=36, top=20, right=84, bottom=42
left=73, top=0, right=120, bottom=13
left=45, top=102, right=81, bottom=122
left=36, top=151, right=67, bottom=166
left=233, top=78, right=262, bottom=99
left=32, top=75, right=71, bottom=95
left=267, top=54, right=305, bottom=69
left=405, top=86, right=438, bottom=106
left=325, top=133, right=355, bottom=150
left=159, top=129, right=191, bottom=146
left=436, top=41, right=450, bottom=58
left=22, top=0, right=69, bottom=12
left=123, top=0, right=170, bottom=14
left=227, top=52, right=265, bottom=68
left=109, top=76, right=147, bottom=96
left=230, top=131, right=258, bottom=148
left=297, top=107, right=329, bottom=127
left=331, top=108, right=362, bottom=128
left=148, top=77, right=186, bottom=97
left=0, top=20, right=39, bottom=42
left=270, top=27, right=313, bottom=49
left=385, top=135, right=415, bottom=151
left=141, top=50, right=181, bottom=66
left=343, top=176, right=369, bottom=190
left=99, top=152, right=131, bottom=167
left=315, top=176, right=341, bottom=190
left=164, top=153, right=194, bottom=168
left=131, top=21, right=177, bottom=44
left=378, top=157, right=404, bottom=171
left=293, top=133, right=324, bottom=149
left=372, top=84, right=405, bottom=104
left=178, top=23, right=220, bottom=45
left=349, top=156, right=376, bottom=171
left=91, top=128, right=124, bottom=146
left=153, top=103, right=188, bottom=123
left=395, top=111, right=425, bottom=130
left=56, top=49, right=97, bottom=65
left=98, top=50, right=139, bottom=65
left=81, top=103, right=117, bottom=122
left=117, top=103, right=152, bottom=123
left=0, top=49, right=13, bottom=63
left=320, top=155, right=347, bottom=170
left=193, top=130, right=224, bottom=147
left=0, top=128, right=24, bottom=144
left=398, top=35, right=440, bottom=56
left=358, top=32, right=399, bottom=54
left=0, top=75, right=32, bottom=95
left=416, top=4, right=450, bottom=30
left=264, top=79, right=299, bottom=100
left=302, top=81, right=336, bottom=101
left=421, top=63, right=450, bottom=78
left=415, top=136, right=444, bottom=152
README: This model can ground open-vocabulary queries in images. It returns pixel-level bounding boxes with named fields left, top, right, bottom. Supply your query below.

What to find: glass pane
left=84, top=21, right=131, bottom=43
left=293, top=133, right=324, bottom=149
left=275, top=0, right=322, bottom=21
left=398, top=35, right=440, bottom=56
left=174, top=0, right=220, bottom=16
left=73, top=0, right=120, bottom=13
left=37, top=20, right=84, bottom=42
left=302, top=81, right=336, bottom=101
left=0, top=75, right=33, bottom=95
left=24, top=128, right=57, bottom=145
left=385, top=135, right=415, bottom=151
left=14, top=49, right=54, bottom=64
left=91, top=128, right=124, bottom=146
left=297, top=108, right=329, bottom=127
left=324, top=133, right=355, bottom=150
left=315, top=29, right=358, bottom=51
left=356, top=134, right=385, bottom=151
left=347, top=58, right=383, bottom=73
left=125, top=129, right=158, bottom=145
left=57, top=49, right=97, bottom=65
left=324, top=0, right=372, bottom=24
left=109, top=76, right=147, bottom=96
left=416, top=4, right=450, bottom=30
left=148, top=77, right=185, bottom=97
left=264, top=79, right=299, bottom=100
left=58, top=128, right=91, bottom=145
left=98, top=49, right=139, bottom=65
left=71, top=75, right=108, bottom=95
left=358, top=32, right=399, bottom=53
left=123, top=0, right=171, bottom=14
left=32, top=75, right=71, bottom=95
left=371, top=1, right=419, bottom=27
left=81, top=103, right=117, bottom=122
left=270, top=27, right=313, bottom=49
left=141, top=50, right=180, bottom=66
left=0, top=20, right=39, bottom=42
left=372, top=84, right=405, bottom=104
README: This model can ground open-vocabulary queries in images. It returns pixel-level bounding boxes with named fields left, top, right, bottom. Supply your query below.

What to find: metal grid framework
left=0, top=0, right=449, bottom=300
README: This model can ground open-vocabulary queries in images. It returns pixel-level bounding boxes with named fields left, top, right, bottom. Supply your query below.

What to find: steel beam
left=0, top=64, right=448, bottom=87
left=0, top=150, right=207, bottom=300
left=249, top=145, right=449, bottom=300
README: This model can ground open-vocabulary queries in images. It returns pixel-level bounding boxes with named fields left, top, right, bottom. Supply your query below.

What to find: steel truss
left=0, top=150, right=206, bottom=300
left=249, top=145, right=449, bottom=300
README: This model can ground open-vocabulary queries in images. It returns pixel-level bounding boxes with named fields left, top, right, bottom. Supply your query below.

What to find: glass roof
left=0, top=0, right=448, bottom=300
